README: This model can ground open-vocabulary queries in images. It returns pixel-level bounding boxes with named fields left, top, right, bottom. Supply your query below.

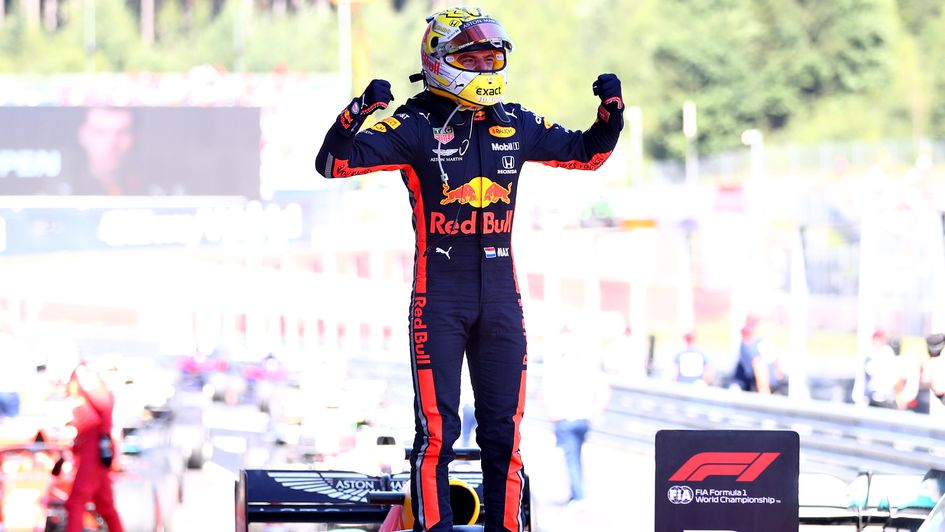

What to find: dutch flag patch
left=483, top=247, right=496, bottom=259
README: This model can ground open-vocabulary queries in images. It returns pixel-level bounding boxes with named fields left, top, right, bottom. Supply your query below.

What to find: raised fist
left=592, top=73, right=623, bottom=111
left=337, top=79, right=394, bottom=134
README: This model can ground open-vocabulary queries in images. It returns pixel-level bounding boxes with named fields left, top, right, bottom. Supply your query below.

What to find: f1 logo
left=669, top=452, right=780, bottom=482
left=502, top=155, right=514, bottom=170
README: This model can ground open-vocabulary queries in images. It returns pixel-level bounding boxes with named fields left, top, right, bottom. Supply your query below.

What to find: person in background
left=541, top=327, right=611, bottom=507
left=733, top=317, right=787, bottom=395
left=70, top=107, right=145, bottom=195
left=733, top=317, right=761, bottom=392
left=905, top=334, right=942, bottom=416
left=602, top=323, right=646, bottom=381
left=0, top=331, right=32, bottom=420
left=64, top=363, right=124, bottom=532
left=754, top=335, right=788, bottom=395
left=926, top=333, right=945, bottom=415
left=862, top=329, right=899, bottom=408
left=889, top=335, right=922, bottom=411
left=672, top=331, right=714, bottom=386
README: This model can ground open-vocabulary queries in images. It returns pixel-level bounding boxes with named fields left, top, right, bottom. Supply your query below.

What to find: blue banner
left=0, top=201, right=308, bottom=255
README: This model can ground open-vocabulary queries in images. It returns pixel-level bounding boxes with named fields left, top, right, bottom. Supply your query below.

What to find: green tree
left=896, top=0, right=943, bottom=37
left=644, top=0, right=762, bottom=159
left=0, top=0, right=937, bottom=160
left=926, top=9, right=945, bottom=138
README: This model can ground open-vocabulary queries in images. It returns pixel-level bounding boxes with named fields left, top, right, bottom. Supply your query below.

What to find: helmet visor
left=440, top=19, right=513, bottom=55
left=444, top=49, right=507, bottom=72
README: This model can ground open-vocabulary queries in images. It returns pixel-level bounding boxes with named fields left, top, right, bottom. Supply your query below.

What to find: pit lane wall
left=0, top=199, right=304, bottom=254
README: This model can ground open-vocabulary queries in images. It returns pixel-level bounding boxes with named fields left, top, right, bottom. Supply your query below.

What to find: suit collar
left=409, top=91, right=511, bottom=125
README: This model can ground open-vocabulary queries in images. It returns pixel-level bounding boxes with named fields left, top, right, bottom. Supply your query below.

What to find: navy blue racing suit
left=316, top=90, right=622, bottom=532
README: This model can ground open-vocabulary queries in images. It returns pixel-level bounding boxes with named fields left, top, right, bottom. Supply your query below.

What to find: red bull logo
left=440, top=177, right=512, bottom=207
left=483, top=181, right=512, bottom=204
left=422, top=53, right=441, bottom=76
left=412, top=296, right=429, bottom=363
left=430, top=211, right=513, bottom=235
left=440, top=182, right=478, bottom=205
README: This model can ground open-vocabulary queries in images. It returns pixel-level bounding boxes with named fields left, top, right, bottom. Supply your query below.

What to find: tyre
left=186, top=446, right=204, bottom=470
left=113, top=480, right=158, bottom=532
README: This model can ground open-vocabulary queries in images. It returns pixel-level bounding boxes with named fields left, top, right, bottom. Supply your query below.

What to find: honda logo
left=502, top=156, right=515, bottom=170
left=669, top=452, right=780, bottom=482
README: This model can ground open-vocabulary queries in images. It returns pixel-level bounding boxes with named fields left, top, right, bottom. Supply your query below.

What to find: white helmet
left=419, top=7, right=514, bottom=109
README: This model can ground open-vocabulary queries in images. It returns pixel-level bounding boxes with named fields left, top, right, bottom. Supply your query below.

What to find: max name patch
left=484, top=246, right=509, bottom=258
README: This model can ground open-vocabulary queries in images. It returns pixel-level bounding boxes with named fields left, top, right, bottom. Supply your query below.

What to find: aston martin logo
left=268, top=471, right=381, bottom=502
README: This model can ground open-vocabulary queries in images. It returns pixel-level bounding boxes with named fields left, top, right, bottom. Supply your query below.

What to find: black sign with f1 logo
left=655, top=430, right=799, bottom=532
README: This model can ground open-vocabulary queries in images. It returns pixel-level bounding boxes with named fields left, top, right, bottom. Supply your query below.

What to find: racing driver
left=65, top=363, right=124, bottom=532
left=316, top=6, right=623, bottom=531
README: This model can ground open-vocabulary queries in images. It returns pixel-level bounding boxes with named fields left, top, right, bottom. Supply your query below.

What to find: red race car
left=0, top=438, right=103, bottom=532
left=1, top=428, right=172, bottom=532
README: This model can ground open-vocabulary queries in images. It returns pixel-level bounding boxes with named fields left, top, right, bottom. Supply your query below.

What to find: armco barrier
left=348, top=357, right=945, bottom=479
left=599, top=378, right=945, bottom=477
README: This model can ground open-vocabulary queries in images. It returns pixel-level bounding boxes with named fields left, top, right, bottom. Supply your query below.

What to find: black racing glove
left=335, top=79, right=394, bottom=136
left=592, top=73, right=624, bottom=127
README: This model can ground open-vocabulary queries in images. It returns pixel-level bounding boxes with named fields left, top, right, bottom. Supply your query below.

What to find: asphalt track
left=169, top=401, right=654, bottom=531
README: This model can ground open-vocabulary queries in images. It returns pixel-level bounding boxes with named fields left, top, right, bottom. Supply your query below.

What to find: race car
left=166, top=388, right=212, bottom=470
left=918, top=489, right=945, bottom=532
left=240, top=353, right=290, bottom=413
left=176, top=349, right=240, bottom=404
left=234, top=448, right=536, bottom=532
left=1, top=417, right=181, bottom=532
left=799, top=468, right=945, bottom=531
left=0, top=438, right=103, bottom=532
left=117, top=423, right=184, bottom=532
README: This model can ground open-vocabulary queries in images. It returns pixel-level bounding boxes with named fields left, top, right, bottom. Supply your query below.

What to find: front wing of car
left=799, top=470, right=945, bottom=531
left=235, top=448, right=533, bottom=531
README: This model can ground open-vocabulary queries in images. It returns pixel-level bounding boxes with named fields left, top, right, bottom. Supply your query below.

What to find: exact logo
left=476, top=86, right=502, bottom=96
left=667, top=485, right=693, bottom=505
left=669, top=452, right=780, bottom=482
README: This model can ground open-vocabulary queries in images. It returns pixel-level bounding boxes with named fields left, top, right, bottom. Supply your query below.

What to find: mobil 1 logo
left=655, top=430, right=799, bottom=532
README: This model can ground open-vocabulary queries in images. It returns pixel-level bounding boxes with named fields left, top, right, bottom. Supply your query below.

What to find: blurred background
left=1, top=0, right=945, bottom=530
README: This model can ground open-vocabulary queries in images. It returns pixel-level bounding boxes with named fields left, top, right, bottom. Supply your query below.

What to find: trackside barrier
left=600, top=379, right=945, bottom=474
left=345, top=357, right=945, bottom=476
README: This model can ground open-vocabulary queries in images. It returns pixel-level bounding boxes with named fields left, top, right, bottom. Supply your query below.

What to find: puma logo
left=436, top=246, right=452, bottom=260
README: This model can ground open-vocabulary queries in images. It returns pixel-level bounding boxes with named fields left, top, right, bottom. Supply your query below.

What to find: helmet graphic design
left=420, top=7, right=514, bottom=109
